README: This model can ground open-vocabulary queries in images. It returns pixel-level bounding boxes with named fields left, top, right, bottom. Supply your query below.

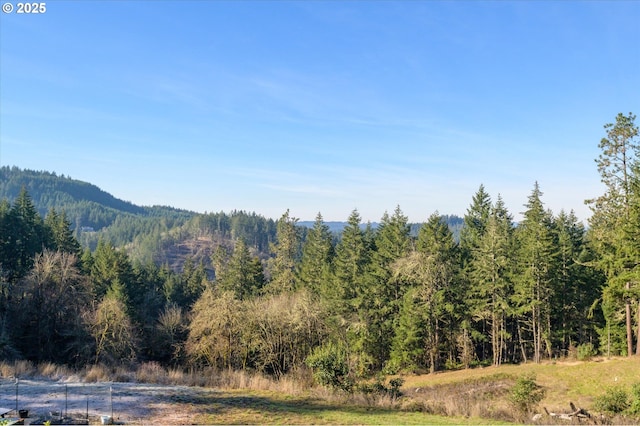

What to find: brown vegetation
left=1, top=359, right=639, bottom=424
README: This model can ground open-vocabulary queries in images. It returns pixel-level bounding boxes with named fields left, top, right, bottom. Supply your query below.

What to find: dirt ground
left=0, top=378, right=207, bottom=424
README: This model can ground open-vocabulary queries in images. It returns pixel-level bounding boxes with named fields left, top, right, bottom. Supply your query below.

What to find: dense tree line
left=0, top=114, right=638, bottom=381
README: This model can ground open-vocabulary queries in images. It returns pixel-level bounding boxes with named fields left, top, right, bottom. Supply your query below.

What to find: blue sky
left=1, top=1, right=638, bottom=223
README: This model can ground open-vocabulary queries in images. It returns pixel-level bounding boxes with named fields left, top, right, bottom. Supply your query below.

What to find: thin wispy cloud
left=1, top=1, right=637, bottom=223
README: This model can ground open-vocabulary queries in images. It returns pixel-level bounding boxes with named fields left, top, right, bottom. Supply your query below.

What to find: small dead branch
left=543, top=402, right=592, bottom=422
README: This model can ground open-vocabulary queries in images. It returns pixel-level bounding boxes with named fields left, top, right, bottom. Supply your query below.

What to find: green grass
left=190, top=389, right=505, bottom=425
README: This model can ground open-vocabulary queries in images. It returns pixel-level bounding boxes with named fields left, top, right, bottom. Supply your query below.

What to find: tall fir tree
left=460, top=184, right=492, bottom=254
left=217, top=239, right=264, bottom=299
left=330, top=210, right=372, bottom=372
left=90, top=238, right=136, bottom=313
left=6, top=187, right=47, bottom=280
left=297, top=213, right=334, bottom=295
left=468, top=196, right=514, bottom=366
left=44, top=208, right=81, bottom=255
left=354, top=206, right=411, bottom=371
left=264, top=210, right=300, bottom=294
left=332, top=210, right=369, bottom=311
left=587, top=112, right=640, bottom=356
left=551, top=209, right=601, bottom=354
left=390, top=213, right=458, bottom=373
left=459, top=185, right=493, bottom=362
left=513, top=183, right=557, bottom=363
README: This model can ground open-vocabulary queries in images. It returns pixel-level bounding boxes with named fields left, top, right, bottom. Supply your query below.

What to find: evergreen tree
left=420, top=213, right=462, bottom=370
left=329, top=210, right=372, bottom=372
left=587, top=112, right=640, bottom=356
left=131, top=261, right=172, bottom=360
left=182, top=257, right=208, bottom=306
left=6, top=187, right=47, bottom=280
left=264, top=210, right=300, bottom=294
left=217, top=239, right=264, bottom=299
left=0, top=199, right=11, bottom=269
left=389, top=287, right=428, bottom=371
left=331, top=210, right=369, bottom=311
left=390, top=213, right=458, bottom=373
left=459, top=185, right=493, bottom=362
left=460, top=184, right=492, bottom=253
left=0, top=199, right=12, bottom=324
left=297, top=213, right=334, bottom=295
left=90, top=239, right=119, bottom=299
left=468, top=196, right=514, bottom=366
left=89, top=239, right=137, bottom=314
left=44, top=208, right=81, bottom=254
left=355, top=206, right=411, bottom=370
left=513, top=183, right=557, bottom=363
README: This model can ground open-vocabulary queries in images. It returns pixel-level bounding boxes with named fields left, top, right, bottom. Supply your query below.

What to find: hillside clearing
left=403, top=356, right=640, bottom=417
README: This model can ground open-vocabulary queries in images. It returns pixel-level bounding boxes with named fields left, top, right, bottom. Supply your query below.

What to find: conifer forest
left=0, top=113, right=638, bottom=381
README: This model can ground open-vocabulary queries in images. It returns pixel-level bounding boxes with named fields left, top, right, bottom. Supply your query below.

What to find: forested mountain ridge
left=0, top=166, right=462, bottom=269
left=0, top=167, right=282, bottom=271
left=0, top=166, right=195, bottom=231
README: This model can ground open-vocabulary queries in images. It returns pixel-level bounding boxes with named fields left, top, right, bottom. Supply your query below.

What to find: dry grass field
left=403, top=356, right=640, bottom=423
left=0, top=358, right=638, bottom=424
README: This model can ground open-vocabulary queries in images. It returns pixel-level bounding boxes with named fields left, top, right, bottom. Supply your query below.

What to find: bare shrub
left=347, top=389, right=399, bottom=409
left=88, top=293, right=138, bottom=365
left=10, top=251, right=91, bottom=364
left=399, top=399, right=426, bottom=412
left=165, top=367, right=311, bottom=396
left=111, top=366, right=134, bottom=382
left=167, top=368, right=186, bottom=384
left=154, top=304, right=187, bottom=364
left=83, top=364, right=110, bottom=382
left=37, top=362, right=72, bottom=380
left=0, top=362, right=15, bottom=378
left=135, top=361, right=168, bottom=384
left=0, top=360, right=35, bottom=378
left=246, top=290, right=328, bottom=376
left=13, top=360, right=36, bottom=377
left=248, top=372, right=274, bottom=391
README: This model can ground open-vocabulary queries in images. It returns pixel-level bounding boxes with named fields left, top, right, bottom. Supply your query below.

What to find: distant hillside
left=0, top=167, right=277, bottom=274
left=298, top=221, right=379, bottom=233
left=0, top=166, right=195, bottom=231
left=0, top=166, right=464, bottom=272
left=299, top=215, right=464, bottom=241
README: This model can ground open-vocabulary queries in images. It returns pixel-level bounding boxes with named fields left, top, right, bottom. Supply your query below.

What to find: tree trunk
left=626, top=282, right=633, bottom=357
left=532, top=304, right=541, bottom=364
left=517, top=320, right=527, bottom=363
left=636, top=301, right=640, bottom=356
